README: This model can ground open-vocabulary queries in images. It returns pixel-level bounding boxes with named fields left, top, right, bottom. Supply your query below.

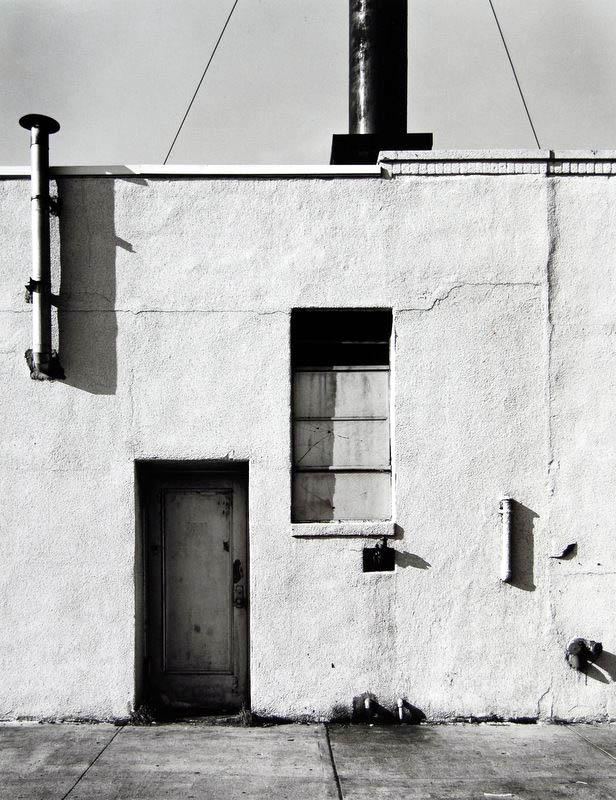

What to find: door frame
left=135, top=460, right=250, bottom=713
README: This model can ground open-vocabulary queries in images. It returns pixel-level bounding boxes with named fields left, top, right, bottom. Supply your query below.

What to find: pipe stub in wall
left=499, top=496, right=514, bottom=583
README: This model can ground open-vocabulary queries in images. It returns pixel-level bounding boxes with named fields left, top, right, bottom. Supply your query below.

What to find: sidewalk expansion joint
left=564, top=724, right=616, bottom=763
left=322, top=723, right=344, bottom=800
left=60, top=724, right=125, bottom=799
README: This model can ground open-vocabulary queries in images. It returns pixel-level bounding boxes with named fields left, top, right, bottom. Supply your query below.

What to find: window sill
left=291, top=521, right=396, bottom=539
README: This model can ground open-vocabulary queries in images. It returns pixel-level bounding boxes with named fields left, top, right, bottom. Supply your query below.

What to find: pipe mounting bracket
left=25, top=349, right=65, bottom=381
left=24, top=277, right=42, bottom=303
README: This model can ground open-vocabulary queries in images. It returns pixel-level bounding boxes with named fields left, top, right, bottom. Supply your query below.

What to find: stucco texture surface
left=0, top=165, right=613, bottom=721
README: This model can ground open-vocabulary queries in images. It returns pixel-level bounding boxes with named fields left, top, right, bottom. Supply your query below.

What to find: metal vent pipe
left=19, top=113, right=61, bottom=378
left=499, top=497, right=513, bottom=583
left=349, top=0, right=408, bottom=135
left=331, top=0, right=431, bottom=164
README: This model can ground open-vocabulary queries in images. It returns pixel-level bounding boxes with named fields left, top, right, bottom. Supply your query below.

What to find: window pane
left=292, top=309, right=392, bottom=367
left=293, top=370, right=389, bottom=419
left=294, top=420, right=390, bottom=467
left=293, top=341, right=389, bottom=367
left=292, top=309, right=392, bottom=343
left=293, top=471, right=391, bottom=522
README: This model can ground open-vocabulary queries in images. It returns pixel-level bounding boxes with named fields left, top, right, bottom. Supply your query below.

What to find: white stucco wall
left=0, top=151, right=614, bottom=721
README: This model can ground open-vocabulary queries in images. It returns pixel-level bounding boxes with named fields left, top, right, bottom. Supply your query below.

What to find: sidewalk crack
left=323, top=723, right=344, bottom=800
left=564, top=724, right=616, bottom=763
left=60, top=724, right=125, bottom=799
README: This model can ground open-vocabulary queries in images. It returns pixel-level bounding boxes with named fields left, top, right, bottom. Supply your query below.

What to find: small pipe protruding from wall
left=499, top=497, right=513, bottom=583
left=566, top=638, right=603, bottom=671
left=19, top=113, right=64, bottom=380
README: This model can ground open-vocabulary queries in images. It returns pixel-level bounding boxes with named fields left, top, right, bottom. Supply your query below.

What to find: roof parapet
left=379, top=150, right=616, bottom=176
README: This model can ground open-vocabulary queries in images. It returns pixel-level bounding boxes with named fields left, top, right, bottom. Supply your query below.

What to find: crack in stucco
left=123, top=309, right=290, bottom=316
left=556, top=571, right=616, bottom=577
left=79, top=181, right=94, bottom=287
left=545, top=178, right=558, bottom=501
left=62, top=290, right=114, bottom=305
left=127, top=356, right=136, bottom=450
left=544, top=177, right=559, bottom=720
left=536, top=686, right=552, bottom=719
left=6, top=466, right=117, bottom=473
left=0, top=287, right=544, bottom=316
left=1, top=308, right=290, bottom=314
left=397, top=281, right=541, bottom=313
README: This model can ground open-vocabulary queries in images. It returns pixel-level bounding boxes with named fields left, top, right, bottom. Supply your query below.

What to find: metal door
left=145, top=471, right=248, bottom=710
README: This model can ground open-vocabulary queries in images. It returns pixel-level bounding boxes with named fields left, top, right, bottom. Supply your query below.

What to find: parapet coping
left=380, top=149, right=616, bottom=160
left=379, top=149, right=616, bottom=176
left=0, top=164, right=382, bottom=178
left=2, top=150, right=616, bottom=178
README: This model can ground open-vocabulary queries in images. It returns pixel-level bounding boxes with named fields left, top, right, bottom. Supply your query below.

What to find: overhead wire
left=487, top=0, right=541, bottom=148
left=163, top=0, right=240, bottom=164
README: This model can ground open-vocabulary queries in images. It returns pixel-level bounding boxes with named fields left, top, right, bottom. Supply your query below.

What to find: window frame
left=290, top=309, right=393, bottom=525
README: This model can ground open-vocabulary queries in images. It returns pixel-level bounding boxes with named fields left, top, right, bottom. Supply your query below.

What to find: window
left=291, top=309, right=392, bottom=522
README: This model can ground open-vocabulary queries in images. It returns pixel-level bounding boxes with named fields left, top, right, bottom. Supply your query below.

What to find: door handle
left=233, top=583, right=246, bottom=608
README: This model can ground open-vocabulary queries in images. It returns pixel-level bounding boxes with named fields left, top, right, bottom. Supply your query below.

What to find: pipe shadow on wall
left=585, top=650, right=616, bottom=684
left=510, top=501, right=538, bottom=592
left=57, top=178, right=119, bottom=395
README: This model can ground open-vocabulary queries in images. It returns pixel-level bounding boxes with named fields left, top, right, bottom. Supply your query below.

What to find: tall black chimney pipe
left=349, top=0, right=407, bottom=136
left=331, top=0, right=432, bottom=164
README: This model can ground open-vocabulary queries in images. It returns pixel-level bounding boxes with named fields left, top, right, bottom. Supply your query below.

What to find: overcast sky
left=2, top=0, right=616, bottom=165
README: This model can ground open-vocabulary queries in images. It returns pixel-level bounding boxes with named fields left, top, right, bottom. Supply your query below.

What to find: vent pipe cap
left=19, top=114, right=60, bottom=134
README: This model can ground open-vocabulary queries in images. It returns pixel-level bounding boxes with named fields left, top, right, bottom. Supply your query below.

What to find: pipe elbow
left=566, top=638, right=603, bottom=671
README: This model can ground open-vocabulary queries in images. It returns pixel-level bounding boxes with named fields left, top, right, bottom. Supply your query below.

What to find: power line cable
left=163, top=0, right=240, bottom=164
left=487, top=0, right=541, bottom=148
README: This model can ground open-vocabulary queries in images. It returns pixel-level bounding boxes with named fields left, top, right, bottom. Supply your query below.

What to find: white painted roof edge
left=0, top=164, right=383, bottom=178
left=3, top=151, right=616, bottom=177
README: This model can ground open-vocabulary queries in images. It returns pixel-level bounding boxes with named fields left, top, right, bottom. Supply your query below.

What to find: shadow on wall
left=393, top=528, right=432, bottom=570
left=510, top=501, right=538, bottom=592
left=586, top=650, right=616, bottom=684
left=57, top=178, right=121, bottom=395
left=396, top=551, right=431, bottom=569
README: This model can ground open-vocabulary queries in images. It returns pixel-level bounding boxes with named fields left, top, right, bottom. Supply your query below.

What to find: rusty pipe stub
left=566, top=638, right=603, bottom=671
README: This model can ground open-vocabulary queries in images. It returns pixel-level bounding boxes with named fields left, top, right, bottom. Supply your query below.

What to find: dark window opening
left=291, top=309, right=392, bottom=523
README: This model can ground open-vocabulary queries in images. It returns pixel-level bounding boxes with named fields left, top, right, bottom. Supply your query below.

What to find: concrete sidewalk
left=1, top=722, right=615, bottom=800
